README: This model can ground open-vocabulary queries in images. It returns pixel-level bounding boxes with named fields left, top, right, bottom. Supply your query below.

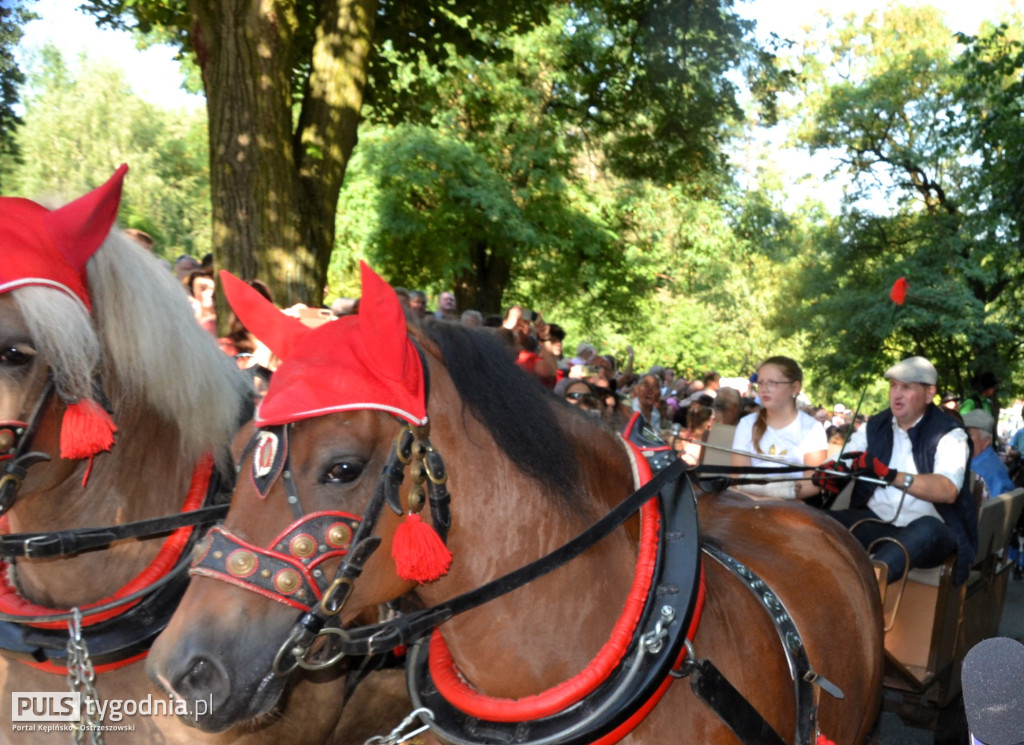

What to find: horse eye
left=0, top=345, right=34, bottom=367
left=322, top=459, right=365, bottom=485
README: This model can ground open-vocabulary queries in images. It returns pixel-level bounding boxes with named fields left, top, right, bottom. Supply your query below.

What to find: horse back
left=693, top=489, right=884, bottom=745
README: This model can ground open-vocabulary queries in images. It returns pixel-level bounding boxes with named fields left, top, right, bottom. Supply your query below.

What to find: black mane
left=421, top=320, right=583, bottom=506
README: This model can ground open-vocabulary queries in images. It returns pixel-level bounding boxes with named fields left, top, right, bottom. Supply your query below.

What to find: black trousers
left=830, top=508, right=957, bottom=583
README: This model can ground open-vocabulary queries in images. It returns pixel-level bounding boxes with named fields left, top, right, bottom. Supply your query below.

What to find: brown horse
left=149, top=263, right=884, bottom=744
left=0, top=174, right=408, bottom=744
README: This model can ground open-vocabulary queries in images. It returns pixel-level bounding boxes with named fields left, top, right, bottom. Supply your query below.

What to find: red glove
left=811, top=460, right=851, bottom=496
left=850, top=451, right=897, bottom=484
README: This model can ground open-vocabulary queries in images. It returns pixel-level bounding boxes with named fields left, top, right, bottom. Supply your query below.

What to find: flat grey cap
left=884, top=356, right=938, bottom=385
left=962, top=409, right=995, bottom=432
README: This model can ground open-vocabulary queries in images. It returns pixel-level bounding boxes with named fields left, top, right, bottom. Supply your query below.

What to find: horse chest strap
left=700, top=544, right=835, bottom=745
left=689, top=658, right=788, bottom=745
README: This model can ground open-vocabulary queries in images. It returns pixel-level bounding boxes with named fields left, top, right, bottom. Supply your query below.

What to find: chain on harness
left=66, top=608, right=105, bottom=745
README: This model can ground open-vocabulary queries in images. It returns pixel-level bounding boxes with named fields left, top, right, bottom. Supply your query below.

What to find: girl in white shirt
left=731, top=356, right=828, bottom=500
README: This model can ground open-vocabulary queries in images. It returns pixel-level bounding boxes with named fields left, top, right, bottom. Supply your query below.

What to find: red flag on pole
left=889, top=276, right=908, bottom=305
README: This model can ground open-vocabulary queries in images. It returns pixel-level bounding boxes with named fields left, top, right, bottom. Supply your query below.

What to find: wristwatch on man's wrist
left=901, top=472, right=915, bottom=490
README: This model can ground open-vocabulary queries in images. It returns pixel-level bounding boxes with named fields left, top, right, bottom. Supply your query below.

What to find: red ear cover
left=0, top=164, right=128, bottom=310
left=230, top=262, right=428, bottom=427
left=219, top=270, right=310, bottom=361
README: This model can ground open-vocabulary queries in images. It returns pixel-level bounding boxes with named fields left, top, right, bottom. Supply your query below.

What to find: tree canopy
left=781, top=6, right=1024, bottom=401
left=9, top=1, right=1024, bottom=409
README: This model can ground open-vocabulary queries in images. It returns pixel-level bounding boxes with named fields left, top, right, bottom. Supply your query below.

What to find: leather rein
left=0, top=375, right=231, bottom=671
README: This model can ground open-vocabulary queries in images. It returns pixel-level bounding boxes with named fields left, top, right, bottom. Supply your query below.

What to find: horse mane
left=420, top=320, right=584, bottom=508
left=14, top=230, right=252, bottom=463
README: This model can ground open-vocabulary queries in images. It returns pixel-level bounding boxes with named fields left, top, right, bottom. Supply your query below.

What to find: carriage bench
left=881, top=487, right=1024, bottom=714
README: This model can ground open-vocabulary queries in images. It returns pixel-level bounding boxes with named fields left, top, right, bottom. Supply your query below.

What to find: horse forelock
left=79, top=233, right=251, bottom=459
left=420, top=320, right=587, bottom=511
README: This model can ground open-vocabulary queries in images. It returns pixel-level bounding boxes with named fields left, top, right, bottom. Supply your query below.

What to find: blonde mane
left=13, top=230, right=251, bottom=462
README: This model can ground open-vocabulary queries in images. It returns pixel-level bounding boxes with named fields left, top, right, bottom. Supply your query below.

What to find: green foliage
left=0, top=1, right=38, bottom=188
left=9, top=45, right=211, bottom=262
left=782, top=6, right=1024, bottom=401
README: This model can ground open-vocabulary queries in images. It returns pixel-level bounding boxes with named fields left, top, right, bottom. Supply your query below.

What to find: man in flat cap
left=963, top=409, right=1014, bottom=498
left=814, top=356, right=977, bottom=586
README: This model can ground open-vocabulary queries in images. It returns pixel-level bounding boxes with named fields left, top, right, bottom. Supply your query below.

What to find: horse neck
left=417, top=406, right=641, bottom=697
left=7, top=409, right=200, bottom=607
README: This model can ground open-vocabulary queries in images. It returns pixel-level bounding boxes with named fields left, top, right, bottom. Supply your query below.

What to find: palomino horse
left=0, top=172, right=408, bottom=744
left=149, top=263, right=884, bottom=744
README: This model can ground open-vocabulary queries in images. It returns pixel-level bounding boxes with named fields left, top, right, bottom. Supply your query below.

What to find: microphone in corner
left=962, top=636, right=1024, bottom=745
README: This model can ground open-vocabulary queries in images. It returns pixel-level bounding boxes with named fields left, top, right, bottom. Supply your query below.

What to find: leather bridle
left=187, top=418, right=454, bottom=675
left=0, top=377, right=57, bottom=516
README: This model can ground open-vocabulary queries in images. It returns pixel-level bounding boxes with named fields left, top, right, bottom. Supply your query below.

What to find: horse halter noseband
left=189, top=418, right=452, bottom=674
left=0, top=377, right=57, bottom=516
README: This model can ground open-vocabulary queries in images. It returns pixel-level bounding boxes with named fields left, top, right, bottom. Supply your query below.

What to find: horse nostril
left=171, top=655, right=231, bottom=713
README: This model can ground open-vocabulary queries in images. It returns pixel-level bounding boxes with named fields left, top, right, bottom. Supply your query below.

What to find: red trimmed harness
left=428, top=443, right=705, bottom=724
left=0, top=455, right=214, bottom=672
left=406, top=439, right=706, bottom=745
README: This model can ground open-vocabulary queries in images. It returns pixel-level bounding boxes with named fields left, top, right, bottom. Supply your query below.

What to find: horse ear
left=220, top=270, right=309, bottom=360
left=43, top=164, right=128, bottom=271
left=358, top=261, right=414, bottom=381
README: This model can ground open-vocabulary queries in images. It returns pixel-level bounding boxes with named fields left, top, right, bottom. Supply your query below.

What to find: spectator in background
left=554, top=377, right=602, bottom=416
left=331, top=297, right=356, bottom=317
left=662, top=368, right=676, bottom=397
left=712, top=387, right=743, bottom=427
left=185, top=269, right=217, bottom=336
left=731, top=355, right=827, bottom=501
left=435, top=291, right=458, bottom=321
left=408, top=290, right=428, bottom=319
left=674, top=403, right=714, bottom=465
left=702, top=370, right=721, bottom=399
left=174, top=254, right=201, bottom=283
left=514, top=311, right=559, bottom=388
left=539, top=323, right=566, bottom=382
left=964, top=409, right=1014, bottom=498
left=960, top=370, right=1000, bottom=438
left=460, top=309, right=483, bottom=327
left=940, top=391, right=960, bottom=412
left=631, top=373, right=664, bottom=430
left=393, top=287, right=411, bottom=310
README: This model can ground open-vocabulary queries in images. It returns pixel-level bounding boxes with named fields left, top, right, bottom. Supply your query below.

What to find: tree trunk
left=189, top=0, right=374, bottom=315
left=456, top=240, right=512, bottom=316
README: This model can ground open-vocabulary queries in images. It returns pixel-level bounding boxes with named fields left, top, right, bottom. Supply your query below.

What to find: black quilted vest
left=851, top=404, right=977, bottom=585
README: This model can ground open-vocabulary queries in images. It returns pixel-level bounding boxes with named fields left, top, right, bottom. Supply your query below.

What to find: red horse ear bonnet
left=0, top=165, right=129, bottom=461
left=221, top=261, right=428, bottom=427
left=0, top=164, right=128, bottom=313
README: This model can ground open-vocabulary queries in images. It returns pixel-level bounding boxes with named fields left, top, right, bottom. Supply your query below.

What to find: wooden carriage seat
left=882, top=486, right=1024, bottom=701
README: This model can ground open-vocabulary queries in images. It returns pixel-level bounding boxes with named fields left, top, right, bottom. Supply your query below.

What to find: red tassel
left=817, top=735, right=837, bottom=745
left=60, top=399, right=117, bottom=460
left=392, top=513, right=452, bottom=583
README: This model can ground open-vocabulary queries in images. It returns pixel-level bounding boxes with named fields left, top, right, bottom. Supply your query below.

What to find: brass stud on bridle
left=274, top=569, right=301, bottom=594
left=326, top=523, right=353, bottom=549
left=227, top=550, right=257, bottom=577
left=289, top=534, right=317, bottom=558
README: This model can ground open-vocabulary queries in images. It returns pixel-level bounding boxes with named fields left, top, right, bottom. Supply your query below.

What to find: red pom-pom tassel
left=392, top=513, right=452, bottom=583
left=60, top=399, right=117, bottom=460
left=817, top=734, right=837, bottom=745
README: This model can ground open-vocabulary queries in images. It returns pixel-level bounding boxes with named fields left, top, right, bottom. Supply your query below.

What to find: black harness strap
left=689, top=658, right=788, bottom=745
left=0, top=504, right=229, bottom=559
left=322, top=457, right=689, bottom=657
left=405, top=463, right=702, bottom=745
